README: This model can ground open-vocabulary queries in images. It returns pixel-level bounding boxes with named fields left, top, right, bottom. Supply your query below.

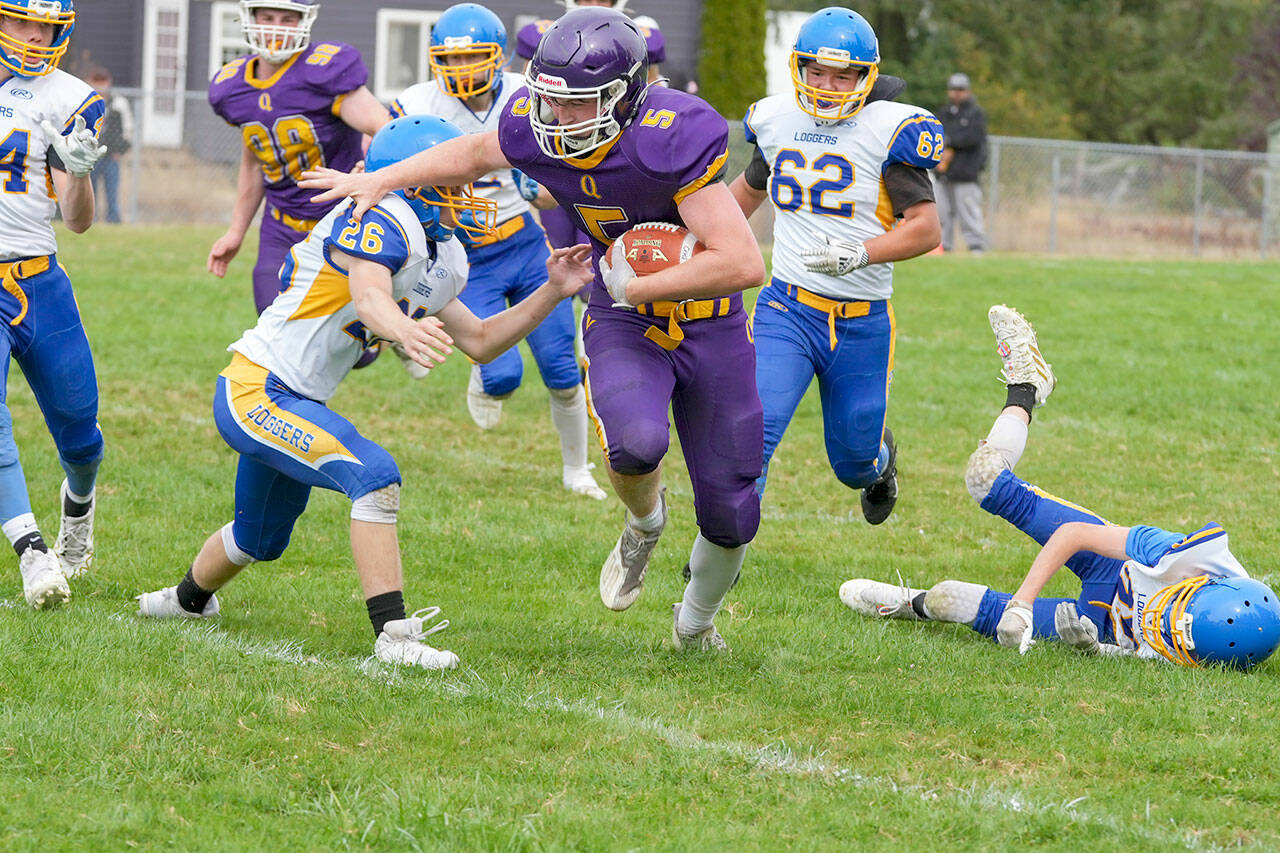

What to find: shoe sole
left=29, top=582, right=70, bottom=610
left=599, top=541, right=643, bottom=611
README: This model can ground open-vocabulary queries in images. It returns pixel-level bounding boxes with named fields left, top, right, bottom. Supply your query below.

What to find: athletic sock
left=12, top=531, right=48, bottom=557
left=677, top=534, right=747, bottom=635
left=3, top=513, right=41, bottom=553
left=1004, top=383, right=1037, bottom=420
left=630, top=495, right=665, bottom=533
left=984, top=411, right=1029, bottom=470
left=176, top=567, right=214, bottom=615
left=548, top=384, right=589, bottom=469
left=63, top=488, right=94, bottom=519
left=366, top=590, right=406, bottom=638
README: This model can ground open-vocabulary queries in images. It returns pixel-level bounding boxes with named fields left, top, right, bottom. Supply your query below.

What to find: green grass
left=3, top=228, right=1279, bottom=850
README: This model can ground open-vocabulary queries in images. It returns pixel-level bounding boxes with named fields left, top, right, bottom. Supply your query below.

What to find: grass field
left=3, top=227, right=1280, bottom=850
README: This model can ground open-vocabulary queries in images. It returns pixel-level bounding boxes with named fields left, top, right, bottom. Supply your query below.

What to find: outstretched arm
left=209, top=145, right=266, bottom=277
left=300, top=130, right=510, bottom=221
left=337, top=86, right=391, bottom=137
left=434, top=245, right=592, bottom=362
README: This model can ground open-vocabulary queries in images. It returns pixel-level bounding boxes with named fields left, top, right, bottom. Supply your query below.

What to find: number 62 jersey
left=745, top=88, right=942, bottom=301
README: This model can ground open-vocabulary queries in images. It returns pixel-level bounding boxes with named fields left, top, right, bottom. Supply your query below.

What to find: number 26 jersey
left=745, top=93, right=942, bottom=301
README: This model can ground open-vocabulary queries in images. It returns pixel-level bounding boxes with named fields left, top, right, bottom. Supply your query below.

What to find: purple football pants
left=582, top=303, right=763, bottom=549
left=253, top=213, right=308, bottom=315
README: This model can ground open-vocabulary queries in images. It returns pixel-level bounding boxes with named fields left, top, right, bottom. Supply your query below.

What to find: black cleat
left=860, top=427, right=898, bottom=525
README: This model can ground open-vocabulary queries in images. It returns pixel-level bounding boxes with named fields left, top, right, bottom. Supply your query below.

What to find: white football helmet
left=239, top=0, right=318, bottom=63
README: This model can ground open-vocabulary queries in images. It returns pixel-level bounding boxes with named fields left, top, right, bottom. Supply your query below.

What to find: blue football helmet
left=1141, top=576, right=1280, bottom=669
left=364, top=115, right=498, bottom=242
left=429, top=3, right=507, bottom=99
left=240, top=0, right=319, bottom=63
left=790, top=7, right=880, bottom=122
left=0, top=0, right=75, bottom=78
left=526, top=7, right=648, bottom=159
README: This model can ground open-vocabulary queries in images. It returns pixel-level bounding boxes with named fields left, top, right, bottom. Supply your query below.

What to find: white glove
left=996, top=599, right=1035, bottom=654
left=1053, top=601, right=1101, bottom=654
left=598, top=243, right=636, bottom=309
left=800, top=234, right=870, bottom=276
left=41, top=115, right=107, bottom=178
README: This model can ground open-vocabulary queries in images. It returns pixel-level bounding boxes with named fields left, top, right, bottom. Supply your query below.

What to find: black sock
left=1004, top=383, right=1037, bottom=420
left=176, top=567, right=214, bottom=615
left=367, top=590, right=406, bottom=637
left=13, top=532, right=47, bottom=557
left=63, top=490, right=93, bottom=518
left=911, top=592, right=931, bottom=620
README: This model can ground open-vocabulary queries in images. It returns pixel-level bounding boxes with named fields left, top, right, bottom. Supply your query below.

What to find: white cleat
left=671, top=603, right=728, bottom=652
left=839, top=578, right=926, bottom=620
left=563, top=464, right=607, bottom=500
left=988, top=304, right=1056, bottom=406
left=374, top=607, right=459, bottom=671
left=599, top=490, right=666, bottom=611
left=466, top=365, right=504, bottom=430
left=52, top=479, right=95, bottom=578
left=137, top=585, right=220, bottom=618
left=19, top=548, right=70, bottom=610
left=391, top=342, right=431, bottom=380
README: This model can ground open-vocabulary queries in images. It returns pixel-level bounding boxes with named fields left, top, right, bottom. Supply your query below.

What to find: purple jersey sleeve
left=630, top=89, right=729, bottom=202
left=208, top=57, right=251, bottom=125
left=299, top=42, right=368, bottom=101
left=886, top=113, right=944, bottom=171
left=515, top=20, right=555, bottom=62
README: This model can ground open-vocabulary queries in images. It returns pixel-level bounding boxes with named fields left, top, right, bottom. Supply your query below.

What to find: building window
left=374, top=9, right=442, bottom=102
left=210, top=1, right=246, bottom=79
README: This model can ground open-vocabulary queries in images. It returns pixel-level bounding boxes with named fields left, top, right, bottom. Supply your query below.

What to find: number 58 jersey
left=745, top=93, right=942, bottom=301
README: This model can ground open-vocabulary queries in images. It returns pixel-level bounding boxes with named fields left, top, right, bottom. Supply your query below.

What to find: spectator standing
left=936, top=72, right=987, bottom=254
left=87, top=67, right=131, bottom=223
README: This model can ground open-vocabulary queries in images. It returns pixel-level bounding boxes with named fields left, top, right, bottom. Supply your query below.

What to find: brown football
left=613, top=222, right=705, bottom=276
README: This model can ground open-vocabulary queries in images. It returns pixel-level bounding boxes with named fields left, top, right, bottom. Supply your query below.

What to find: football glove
left=801, top=235, right=870, bottom=276
left=40, top=115, right=107, bottom=178
left=996, top=598, right=1035, bottom=654
left=511, top=169, right=540, bottom=202
left=1053, top=601, right=1101, bottom=654
left=598, top=244, right=636, bottom=309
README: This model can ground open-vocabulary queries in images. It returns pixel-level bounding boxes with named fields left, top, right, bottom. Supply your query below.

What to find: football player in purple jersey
left=303, top=7, right=766, bottom=651
left=207, top=0, right=390, bottom=316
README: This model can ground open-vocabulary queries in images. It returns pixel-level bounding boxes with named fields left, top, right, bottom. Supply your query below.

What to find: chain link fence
left=108, top=88, right=1276, bottom=260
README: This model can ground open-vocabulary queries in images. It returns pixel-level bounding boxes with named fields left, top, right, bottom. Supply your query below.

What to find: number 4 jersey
left=745, top=81, right=942, bottom=301
left=0, top=69, right=105, bottom=260
left=209, top=42, right=368, bottom=225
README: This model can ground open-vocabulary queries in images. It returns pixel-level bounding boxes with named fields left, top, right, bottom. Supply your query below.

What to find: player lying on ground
left=138, top=116, right=593, bottom=671
left=301, top=8, right=766, bottom=652
left=841, top=305, right=1280, bottom=668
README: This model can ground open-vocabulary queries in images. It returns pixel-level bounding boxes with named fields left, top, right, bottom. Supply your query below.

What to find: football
left=612, top=222, right=705, bottom=275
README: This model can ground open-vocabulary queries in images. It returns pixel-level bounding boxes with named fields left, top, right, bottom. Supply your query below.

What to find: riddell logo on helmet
left=536, top=73, right=568, bottom=89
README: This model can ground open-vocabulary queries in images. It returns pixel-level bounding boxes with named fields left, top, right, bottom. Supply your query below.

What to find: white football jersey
left=230, top=195, right=468, bottom=402
left=745, top=93, right=942, bottom=301
left=1107, top=524, right=1248, bottom=659
left=391, top=72, right=528, bottom=226
left=0, top=70, right=105, bottom=260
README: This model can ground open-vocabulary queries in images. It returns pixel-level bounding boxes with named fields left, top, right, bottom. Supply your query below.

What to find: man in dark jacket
left=937, top=73, right=987, bottom=253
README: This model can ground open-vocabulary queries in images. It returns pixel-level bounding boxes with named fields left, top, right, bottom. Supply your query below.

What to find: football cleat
left=466, top=364, right=504, bottom=430
left=839, top=578, right=925, bottom=620
left=860, top=428, right=898, bottom=525
left=599, top=489, right=666, bottom=611
left=374, top=607, right=459, bottom=670
left=391, top=342, right=431, bottom=380
left=19, top=548, right=70, bottom=610
left=671, top=603, right=728, bottom=652
left=563, top=464, right=607, bottom=500
left=52, top=479, right=94, bottom=578
left=137, top=585, right=220, bottom=619
left=988, top=304, right=1055, bottom=406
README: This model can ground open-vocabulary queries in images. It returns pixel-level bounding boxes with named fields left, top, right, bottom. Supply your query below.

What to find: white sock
left=64, top=485, right=94, bottom=506
left=630, top=493, right=665, bottom=532
left=548, top=384, right=589, bottom=470
left=2, top=513, right=39, bottom=547
left=678, top=534, right=747, bottom=635
left=922, top=580, right=987, bottom=624
left=984, top=412, right=1029, bottom=470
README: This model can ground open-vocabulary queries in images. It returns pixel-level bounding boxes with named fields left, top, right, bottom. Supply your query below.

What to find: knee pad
left=698, top=486, right=760, bottom=549
left=607, top=421, right=668, bottom=476
left=965, top=443, right=1008, bottom=503
left=221, top=522, right=257, bottom=567
left=832, top=456, right=880, bottom=490
left=55, top=420, right=105, bottom=469
left=351, top=483, right=400, bottom=524
left=478, top=360, right=521, bottom=398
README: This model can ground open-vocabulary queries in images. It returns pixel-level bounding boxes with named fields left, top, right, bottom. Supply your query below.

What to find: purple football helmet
left=525, top=7, right=648, bottom=159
